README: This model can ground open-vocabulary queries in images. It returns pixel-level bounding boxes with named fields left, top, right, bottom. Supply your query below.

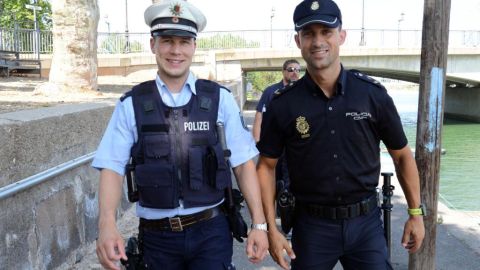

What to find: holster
left=125, top=163, right=139, bottom=203
left=224, top=188, right=248, bottom=242
left=277, top=188, right=295, bottom=234
left=120, top=233, right=147, bottom=270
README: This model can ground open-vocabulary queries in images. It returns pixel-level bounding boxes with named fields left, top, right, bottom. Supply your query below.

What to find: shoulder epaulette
left=120, top=90, right=132, bottom=102
left=196, top=78, right=231, bottom=93
left=121, top=80, right=156, bottom=102
left=272, top=81, right=297, bottom=99
left=350, top=70, right=383, bottom=88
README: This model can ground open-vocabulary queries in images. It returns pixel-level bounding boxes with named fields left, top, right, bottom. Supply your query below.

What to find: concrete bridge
left=39, top=46, right=479, bottom=122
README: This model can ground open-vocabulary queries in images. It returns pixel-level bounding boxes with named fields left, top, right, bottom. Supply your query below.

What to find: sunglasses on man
left=285, top=67, right=301, bottom=73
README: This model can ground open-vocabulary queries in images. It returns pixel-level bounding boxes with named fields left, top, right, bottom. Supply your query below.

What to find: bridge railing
left=1, top=28, right=479, bottom=55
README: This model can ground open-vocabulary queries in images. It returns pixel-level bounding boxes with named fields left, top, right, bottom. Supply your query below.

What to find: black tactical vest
left=127, top=79, right=232, bottom=209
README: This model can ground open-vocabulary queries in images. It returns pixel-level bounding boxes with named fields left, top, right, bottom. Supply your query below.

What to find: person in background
left=256, top=0, right=425, bottom=269
left=252, top=59, right=301, bottom=143
left=93, top=1, right=268, bottom=269
left=252, top=59, right=301, bottom=237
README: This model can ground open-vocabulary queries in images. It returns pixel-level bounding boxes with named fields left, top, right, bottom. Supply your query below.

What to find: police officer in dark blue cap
left=93, top=1, right=268, bottom=269
left=257, top=0, right=425, bottom=269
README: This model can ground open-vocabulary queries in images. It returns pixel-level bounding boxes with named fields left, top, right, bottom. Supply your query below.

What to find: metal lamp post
left=360, top=0, right=366, bottom=46
left=397, top=12, right=405, bottom=47
left=270, top=7, right=275, bottom=48
left=104, top=15, right=111, bottom=33
left=25, top=1, right=42, bottom=60
left=125, top=0, right=130, bottom=53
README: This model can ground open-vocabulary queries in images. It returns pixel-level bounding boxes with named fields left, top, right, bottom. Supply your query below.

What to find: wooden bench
left=0, top=50, right=41, bottom=77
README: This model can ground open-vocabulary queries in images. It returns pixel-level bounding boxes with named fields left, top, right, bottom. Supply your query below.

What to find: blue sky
left=97, top=0, right=480, bottom=33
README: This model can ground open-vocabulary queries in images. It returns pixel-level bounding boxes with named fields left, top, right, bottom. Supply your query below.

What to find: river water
left=387, top=84, right=480, bottom=211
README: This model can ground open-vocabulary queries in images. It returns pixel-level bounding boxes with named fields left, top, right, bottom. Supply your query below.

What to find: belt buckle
left=169, top=217, right=183, bottom=232
left=336, top=207, right=349, bottom=219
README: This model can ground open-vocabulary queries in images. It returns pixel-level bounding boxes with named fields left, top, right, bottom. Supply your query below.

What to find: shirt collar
left=154, top=72, right=197, bottom=96
left=304, top=65, right=347, bottom=96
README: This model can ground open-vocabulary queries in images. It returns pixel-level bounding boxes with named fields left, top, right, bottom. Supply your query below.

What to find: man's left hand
left=401, top=215, right=425, bottom=253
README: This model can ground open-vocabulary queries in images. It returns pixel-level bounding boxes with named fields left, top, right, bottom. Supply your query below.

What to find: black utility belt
left=139, top=206, right=222, bottom=232
left=301, top=195, right=378, bottom=220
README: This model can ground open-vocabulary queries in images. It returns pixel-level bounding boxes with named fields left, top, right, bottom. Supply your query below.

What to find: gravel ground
left=0, top=70, right=158, bottom=114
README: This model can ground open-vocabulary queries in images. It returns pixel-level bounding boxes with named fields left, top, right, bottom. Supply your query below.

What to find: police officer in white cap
left=93, top=1, right=268, bottom=269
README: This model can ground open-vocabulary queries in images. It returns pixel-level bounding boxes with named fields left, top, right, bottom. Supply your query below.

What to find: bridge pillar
left=445, top=86, right=480, bottom=122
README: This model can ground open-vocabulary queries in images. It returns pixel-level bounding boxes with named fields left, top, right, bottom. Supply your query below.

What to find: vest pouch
left=134, top=163, right=175, bottom=209
left=189, top=146, right=205, bottom=190
left=143, top=134, right=170, bottom=161
left=214, top=144, right=231, bottom=190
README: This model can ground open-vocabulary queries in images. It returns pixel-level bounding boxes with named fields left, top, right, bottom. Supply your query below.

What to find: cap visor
left=152, top=29, right=196, bottom=38
left=295, top=15, right=340, bottom=31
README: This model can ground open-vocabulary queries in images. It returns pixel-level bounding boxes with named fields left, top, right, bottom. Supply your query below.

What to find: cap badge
left=311, top=1, right=320, bottom=11
left=170, top=2, right=183, bottom=17
left=296, top=116, right=310, bottom=138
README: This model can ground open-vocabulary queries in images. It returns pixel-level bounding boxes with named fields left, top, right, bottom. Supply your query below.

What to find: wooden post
left=410, top=0, right=451, bottom=269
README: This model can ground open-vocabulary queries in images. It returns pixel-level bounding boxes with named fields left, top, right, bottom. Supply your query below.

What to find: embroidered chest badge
left=296, top=116, right=310, bottom=138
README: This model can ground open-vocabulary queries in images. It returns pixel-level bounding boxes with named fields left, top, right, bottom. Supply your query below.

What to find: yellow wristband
left=408, top=204, right=426, bottom=216
left=408, top=208, right=423, bottom=215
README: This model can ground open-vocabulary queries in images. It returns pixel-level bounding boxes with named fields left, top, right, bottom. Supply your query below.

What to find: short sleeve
left=256, top=88, right=269, bottom=112
left=218, top=88, right=259, bottom=167
left=256, top=101, right=285, bottom=158
left=91, top=98, right=136, bottom=175
left=377, top=93, right=408, bottom=150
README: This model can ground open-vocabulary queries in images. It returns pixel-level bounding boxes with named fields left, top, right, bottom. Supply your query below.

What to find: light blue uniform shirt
left=92, top=72, right=258, bottom=219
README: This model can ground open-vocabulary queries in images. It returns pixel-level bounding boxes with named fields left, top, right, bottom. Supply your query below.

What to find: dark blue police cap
left=293, top=0, right=342, bottom=31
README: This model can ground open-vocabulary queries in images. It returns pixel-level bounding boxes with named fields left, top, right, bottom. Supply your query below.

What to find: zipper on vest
left=173, top=109, right=183, bottom=198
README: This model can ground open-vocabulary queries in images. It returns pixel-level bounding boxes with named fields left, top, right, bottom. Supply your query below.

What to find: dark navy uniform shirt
left=257, top=67, right=407, bottom=205
left=256, top=81, right=285, bottom=113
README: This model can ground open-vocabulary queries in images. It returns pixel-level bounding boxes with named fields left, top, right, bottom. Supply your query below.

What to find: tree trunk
left=48, top=0, right=99, bottom=93
left=409, top=0, right=451, bottom=269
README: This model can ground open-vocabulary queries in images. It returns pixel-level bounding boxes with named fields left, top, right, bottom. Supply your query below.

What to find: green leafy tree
left=0, top=0, right=52, bottom=30
left=246, top=71, right=282, bottom=100
left=197, top=34, right=260, bottom=49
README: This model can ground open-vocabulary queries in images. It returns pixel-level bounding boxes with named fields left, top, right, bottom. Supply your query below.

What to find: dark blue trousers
left=142, top=214, right=235, bottom=270
left=291, top=207, right=392, bottom=270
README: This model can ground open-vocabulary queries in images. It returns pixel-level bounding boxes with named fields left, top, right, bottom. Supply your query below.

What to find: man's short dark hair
left=283, top=59, right=300, bottom=70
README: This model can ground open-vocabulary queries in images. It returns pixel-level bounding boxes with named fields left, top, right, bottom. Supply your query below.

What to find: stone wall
left=0, top=103, right=131, bottom=270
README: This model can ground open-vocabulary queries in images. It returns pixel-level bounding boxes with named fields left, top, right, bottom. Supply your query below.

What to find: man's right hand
left=96, top=222, right=128, bottom=270
left=268, top=227, right=296, bottom=270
